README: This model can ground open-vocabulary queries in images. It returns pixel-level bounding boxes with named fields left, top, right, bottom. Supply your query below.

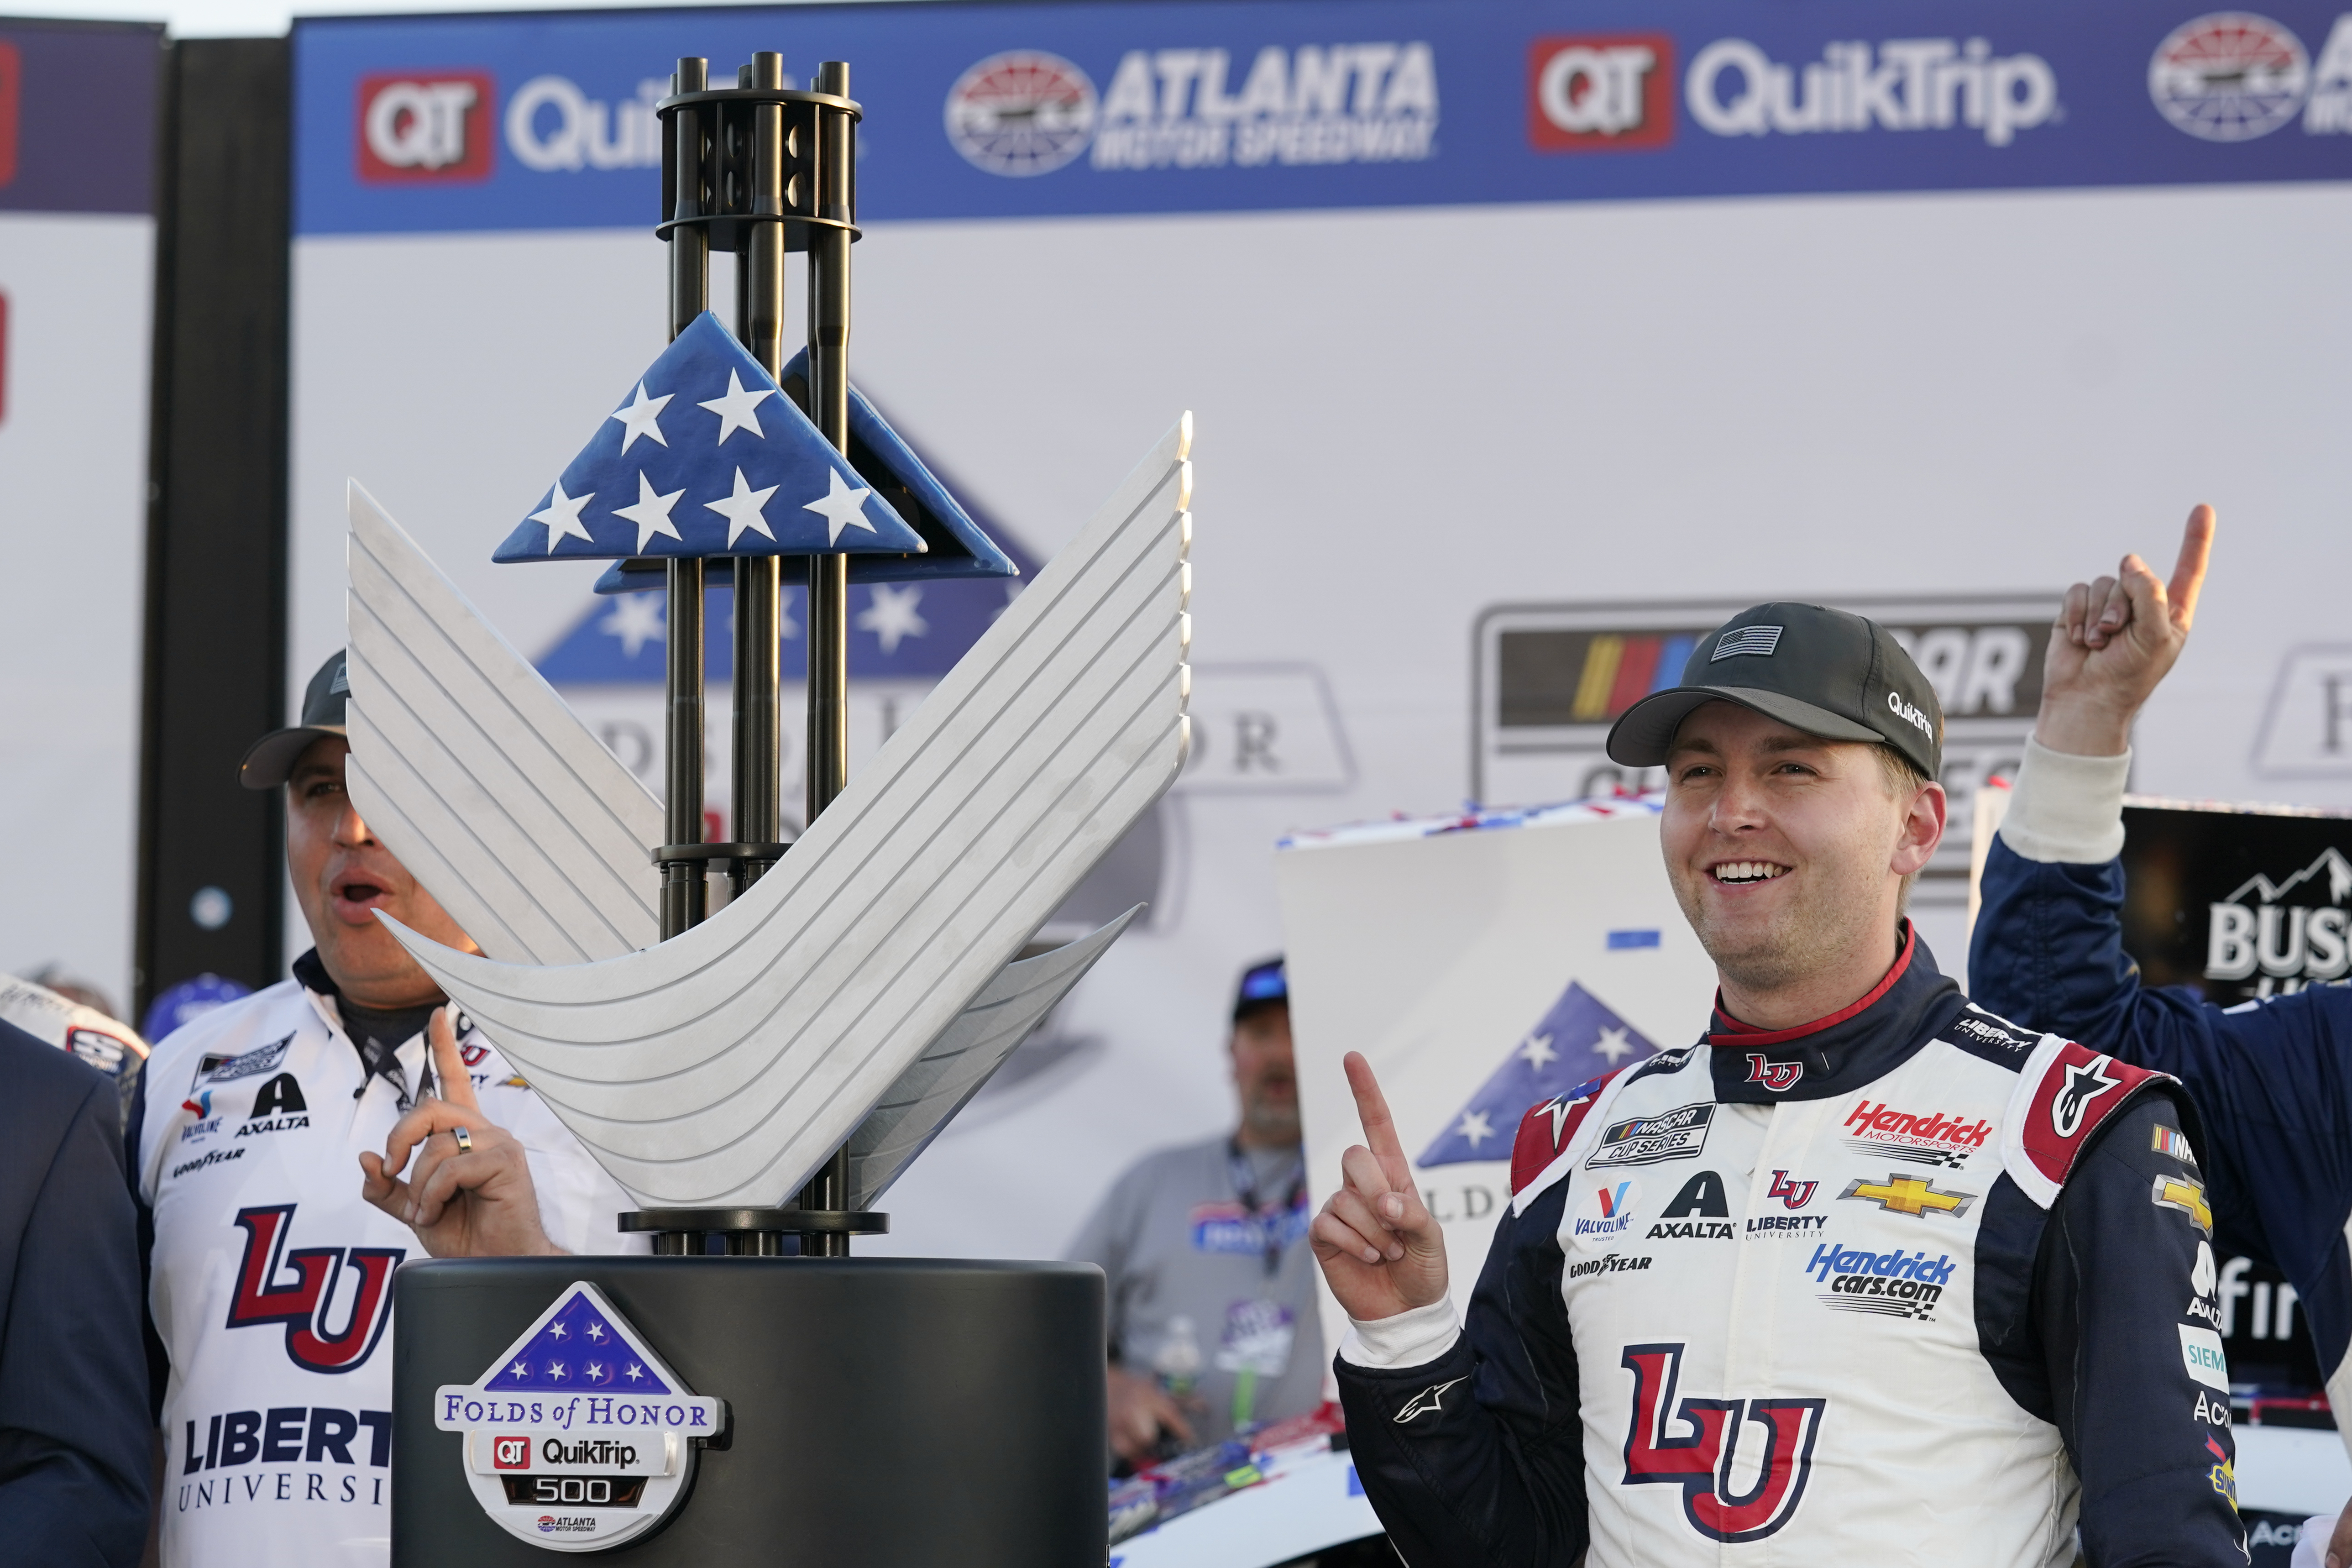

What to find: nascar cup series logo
left=944, top=52, right=1099, bottom=176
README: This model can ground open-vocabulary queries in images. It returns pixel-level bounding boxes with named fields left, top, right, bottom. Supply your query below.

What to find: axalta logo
left=1090, top=43, right=1437, bottom=172
left=1842, top=1100, right=1990, bottom=1168
left=223, top=1205, right=405, bottom=1374
left=2149, top=13, right=2352, bottom=140
left=1620, top=1343, right=1825, bottom=1542
left=1528, top=34, right=1675, bottom=151
left=357, top=71, right=495, bottom=183
left=1686, top=37, right=2058, bottom=147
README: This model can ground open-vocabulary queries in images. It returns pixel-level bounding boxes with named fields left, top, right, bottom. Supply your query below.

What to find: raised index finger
left=1342, top=1051, right=1410, bottom=1176
left=427, top=1005, right=483, bottom=1113
left=2168, top=503, right=2216, bottom=635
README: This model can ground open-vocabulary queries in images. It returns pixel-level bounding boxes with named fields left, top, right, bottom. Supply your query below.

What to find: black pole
left=794, top=58, right=857, bottom=1254
left=660, top=56, right=710, bottom=942
left=728, top=51, right=789, bottom=897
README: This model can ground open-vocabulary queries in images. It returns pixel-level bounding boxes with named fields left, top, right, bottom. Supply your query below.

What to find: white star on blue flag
left=495, top=312, right=927, bottom=566
left=1418, top=982, right=1657, bottom=1168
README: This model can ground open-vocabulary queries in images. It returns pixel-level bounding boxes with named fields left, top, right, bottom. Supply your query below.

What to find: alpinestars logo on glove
left=1620, top=1343, right=1824, bottom=1542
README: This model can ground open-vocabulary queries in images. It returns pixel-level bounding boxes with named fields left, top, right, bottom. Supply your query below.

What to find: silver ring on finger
left=452, top=1126, right=473, bottom=1154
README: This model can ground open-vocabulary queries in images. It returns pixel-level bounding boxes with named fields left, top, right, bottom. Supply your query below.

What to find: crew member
left=1315, top=603, right=2245, bottom=1565
left=131, top=651, right=641, bottom=1568
left=1970, top=510, right=2352, bottom=1566
left=1069, top=958, right=1322, bottom=1465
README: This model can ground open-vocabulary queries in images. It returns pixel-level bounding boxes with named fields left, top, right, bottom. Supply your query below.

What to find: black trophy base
left=393, top=1256, right=1106, bottom=1565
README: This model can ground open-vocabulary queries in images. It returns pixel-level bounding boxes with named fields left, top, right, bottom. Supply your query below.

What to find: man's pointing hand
left=1310, top=1052, right=1451, bottom=1322
left=2036, top=504, right=2215, bottom=757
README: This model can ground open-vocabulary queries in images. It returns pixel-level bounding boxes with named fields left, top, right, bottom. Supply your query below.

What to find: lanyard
left=1226, top=1138, right=1307, bottom=1280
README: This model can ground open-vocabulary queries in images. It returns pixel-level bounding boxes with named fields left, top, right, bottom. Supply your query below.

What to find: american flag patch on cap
left=1711, top=625, right=1783, bottom=661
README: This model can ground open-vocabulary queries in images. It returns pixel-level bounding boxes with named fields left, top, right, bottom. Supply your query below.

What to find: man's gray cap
left=238, top=651, right=350, bottom=789
left=1604, top=603, right=1943, bottom=780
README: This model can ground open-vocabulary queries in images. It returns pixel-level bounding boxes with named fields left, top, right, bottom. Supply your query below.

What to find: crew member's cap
left=1604, top=603, right=1942, bottom=780
left=238, top=651, right=351, bottom=789
left=1233, top=957, right=1287, bottom=1023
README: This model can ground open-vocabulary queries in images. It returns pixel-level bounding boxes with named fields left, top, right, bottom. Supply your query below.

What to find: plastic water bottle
left=1154, top=1315, right=1202, bottom=1401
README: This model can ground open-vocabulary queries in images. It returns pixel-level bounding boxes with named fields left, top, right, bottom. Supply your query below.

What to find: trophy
left=357, top=52, right=1192, bottom=1563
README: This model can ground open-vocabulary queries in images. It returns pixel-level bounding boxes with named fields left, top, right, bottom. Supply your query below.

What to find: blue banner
left=294, top=0, right=2352, bottom=236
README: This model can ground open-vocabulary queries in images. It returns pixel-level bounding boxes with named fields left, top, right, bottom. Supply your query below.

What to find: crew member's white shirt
left=137, top=976, right=644, bottom=1568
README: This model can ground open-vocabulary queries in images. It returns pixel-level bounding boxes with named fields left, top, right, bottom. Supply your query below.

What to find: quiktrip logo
left=1620, top=1343, right=1825, bottom=1542
left=1528, top=34, right=1674, bottom=151
left=357, top=71, right=495, bottom=182
left=1686, top=36, right=2057, bottom=146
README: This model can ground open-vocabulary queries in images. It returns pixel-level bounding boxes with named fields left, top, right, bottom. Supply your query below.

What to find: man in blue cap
left=1068, top=957, right=1324, bottom=1466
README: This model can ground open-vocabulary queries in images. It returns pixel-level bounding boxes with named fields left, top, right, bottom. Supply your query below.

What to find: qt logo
left=493, top=1436, right=531, bottom=1470
left=1621, top=1343, right=1826, bottom=1541
left=1528, top=34, right=1675, bottom=150
left=357, top=70, right=495, bottom=182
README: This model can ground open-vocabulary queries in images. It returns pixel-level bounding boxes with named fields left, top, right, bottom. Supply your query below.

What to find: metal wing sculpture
left=366, top=415, right=1193, bottom=1209
left=346, top=482, right=1147, bottom=1206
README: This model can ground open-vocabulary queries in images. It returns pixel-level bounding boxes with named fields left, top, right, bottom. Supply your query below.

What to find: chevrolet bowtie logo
left=1839, top=1174, right=1975, bottom=1219
left=2151, top=1175, right=2213, bottom=1236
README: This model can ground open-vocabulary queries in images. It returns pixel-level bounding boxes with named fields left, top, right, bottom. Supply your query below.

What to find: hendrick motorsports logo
left=944, top=41, right=1438, bottom=176
left=945, top=51, right=1099, bottom=176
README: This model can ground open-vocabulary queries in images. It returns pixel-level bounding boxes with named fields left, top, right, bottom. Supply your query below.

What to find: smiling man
left=1314, top=603, right=2247, bottom=1567
left=128, top=651, right=640, bottom=1568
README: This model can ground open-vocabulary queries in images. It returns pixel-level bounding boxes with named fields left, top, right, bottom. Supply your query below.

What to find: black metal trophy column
left=794, top=57, right=857, bottom=1257
left=390, top=53, right=1105, bottom=1567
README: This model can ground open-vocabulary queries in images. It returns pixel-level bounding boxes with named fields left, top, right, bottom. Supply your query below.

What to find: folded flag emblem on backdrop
left=1419, top=981, right=1657, bottom=1168
left=493, top=311, right=928, bottom=564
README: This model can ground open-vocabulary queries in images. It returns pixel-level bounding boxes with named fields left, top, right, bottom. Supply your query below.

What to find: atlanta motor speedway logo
left=944, top=51, right=1099, bottom=176
left=2150, top=13, right=2311, bottom=140
left=2148, top=12, right=2352, bottom=140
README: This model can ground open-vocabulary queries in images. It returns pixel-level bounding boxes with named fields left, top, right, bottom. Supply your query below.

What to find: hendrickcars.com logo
left=357, top=70, right=494, bottom=182
left=1528, top=35, right=1675, bottom=150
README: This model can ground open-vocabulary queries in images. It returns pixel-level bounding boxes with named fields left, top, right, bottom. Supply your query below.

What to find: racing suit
left=1972, top=737, right=2352, bottom=1445
left=1333, top=927, right=2247, bottom=1566
left=128, top=949, right=644, bottom=1568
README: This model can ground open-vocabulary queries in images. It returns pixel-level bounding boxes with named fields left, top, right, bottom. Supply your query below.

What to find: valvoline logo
left=357, top=70, right=495, bottom=183
left=1570, top=1176, right=1641, bottom=1251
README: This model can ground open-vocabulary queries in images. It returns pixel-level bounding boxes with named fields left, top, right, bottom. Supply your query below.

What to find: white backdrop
left=289, top=171, right=2352, bottom=1264
left=0, top=212, right=154, bottom=1007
